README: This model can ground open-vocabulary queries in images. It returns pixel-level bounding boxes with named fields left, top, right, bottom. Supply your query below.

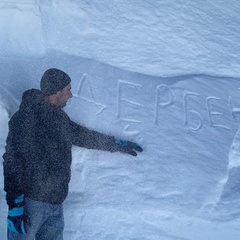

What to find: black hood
left=19, top=89, right=44, bottom=111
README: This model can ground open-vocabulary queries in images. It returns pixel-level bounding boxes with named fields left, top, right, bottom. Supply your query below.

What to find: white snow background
left=1, top=0, right=240, bottom=239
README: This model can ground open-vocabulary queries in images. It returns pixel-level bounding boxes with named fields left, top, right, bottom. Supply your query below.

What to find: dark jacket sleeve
left=3, top=115, right=27, bottom=198
left=69, top=120, right=119, bottom=152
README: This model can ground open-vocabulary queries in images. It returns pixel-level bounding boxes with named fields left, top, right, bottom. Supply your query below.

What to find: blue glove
left=7, top=194, right=27, bottom=234
left=115, top=139, right=143, bottom=156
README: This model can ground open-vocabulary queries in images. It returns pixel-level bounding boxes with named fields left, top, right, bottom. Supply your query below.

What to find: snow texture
left=1, top=1, right=240, bottom=239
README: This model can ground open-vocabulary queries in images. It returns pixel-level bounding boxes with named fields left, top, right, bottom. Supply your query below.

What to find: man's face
left=55, top=83, right=73, bottom=107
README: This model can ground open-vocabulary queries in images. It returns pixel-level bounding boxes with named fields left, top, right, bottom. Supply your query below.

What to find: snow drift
left=1, top=0, right=240, bottom=239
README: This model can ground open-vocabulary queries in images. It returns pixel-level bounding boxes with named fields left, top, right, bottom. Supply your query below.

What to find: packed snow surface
left=1, top=0, right=240, bottom=239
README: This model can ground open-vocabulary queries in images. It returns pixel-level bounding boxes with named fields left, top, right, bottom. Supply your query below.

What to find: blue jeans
left=8, top=198, right=64, bottom=240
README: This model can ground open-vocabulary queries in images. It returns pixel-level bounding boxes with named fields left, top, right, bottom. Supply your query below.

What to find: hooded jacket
left=3, top=89, right=118, bottom=205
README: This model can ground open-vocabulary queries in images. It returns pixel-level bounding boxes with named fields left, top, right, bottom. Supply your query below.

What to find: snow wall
left=1, top=52, right=240, bottom=239
left=1, top=0, right=240, bottom=239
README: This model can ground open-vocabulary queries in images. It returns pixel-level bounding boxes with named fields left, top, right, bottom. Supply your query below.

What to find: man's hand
left=7, top=194, right=27, bottom=234
left=115, top=139, right=143, bottom=156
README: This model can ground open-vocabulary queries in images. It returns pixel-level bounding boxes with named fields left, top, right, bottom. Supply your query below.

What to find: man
left=3, top=68, right=143, bottom=240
